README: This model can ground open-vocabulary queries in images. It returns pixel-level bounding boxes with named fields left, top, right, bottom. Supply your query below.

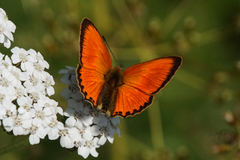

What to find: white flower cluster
left=0, top=7, right=121, bottom=159
left=59, top=66, right=121, bottom=158
left=0, top=8, right=16, bottom=48
left=0, top=47, right=63, bottom=144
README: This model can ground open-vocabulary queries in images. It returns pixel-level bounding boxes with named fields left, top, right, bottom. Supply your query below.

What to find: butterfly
left=77, top=18, right=182, bottom=118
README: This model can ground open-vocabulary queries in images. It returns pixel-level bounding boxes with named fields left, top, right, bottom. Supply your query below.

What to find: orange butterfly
left=77, top=18, right=182, bottom=118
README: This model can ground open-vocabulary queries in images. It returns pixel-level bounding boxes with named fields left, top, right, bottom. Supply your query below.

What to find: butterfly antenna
left=102, top=36, right=118, bottom=65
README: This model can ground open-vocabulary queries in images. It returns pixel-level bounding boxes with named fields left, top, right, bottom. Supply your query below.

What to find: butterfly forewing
left=123, top=56, right=182, bottom=94
left=77, top=18, right=112, bottom=106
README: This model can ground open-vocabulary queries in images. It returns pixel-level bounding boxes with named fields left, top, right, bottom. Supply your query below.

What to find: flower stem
left=148, top=101, right=165, bottom=149
left=111, top=120, right=129, bottom=160
left=0, top=138, right=29, bottom=156
left=162, top=0, right=193, bottom=39
left=198, top=24, right=234, bottom=46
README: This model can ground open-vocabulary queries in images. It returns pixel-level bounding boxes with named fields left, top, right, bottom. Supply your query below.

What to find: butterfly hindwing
left=113, top=56, right=182, bottom=118
left=77, top=18, right=112, bottom=106
left=113, top=84, right=154, bottom=117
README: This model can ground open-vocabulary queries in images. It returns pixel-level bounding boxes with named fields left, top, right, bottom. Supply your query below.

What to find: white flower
left=0, top=85, right=16, bottom=104
left=17, top=96, right=34, bottom=115
left=0, top=55, right=13, bottom=71
left=0, top=8, right=16, bottom=48
left=42, top=72, right=55, bottom=96
left=0, top=40, right=62, bottom=146
left=110, top=117, right=121, bottom=137
left=29, top=124, right=47, bottom=145
left=27, top=61, right=46, bottom=80
left=91, top=117, right=121, bottom=145
left=1, top=102, right=17, bottom=132
left=30, top=49, right=49, bottom=69
left=12, top=114, right=32, bottom=136
left=22, top=49, right=49, bottom=80
left=11, top=47, right=37, bottom=71
left=59, top=128, right=74, bottom=148
left=59, top=66, right=80, bottom=99
left=77, top=138, right=99, bottom=158
left=0, top=67, right=19, bottom=88
left=32, top=101, right=53, bottom=127
left=91, top=122, right=114, bottom=145
left=46, top=117, right=64, bottom=140
left=69, top=124, right=93, bottom=142
left=37, top=96, right=63, bottom=115
left=64, top=101, right=93, bottom=128
left=10, top=65, right=29, bottom=82
left=0, top=8, right=84, bottom=157
left=14, top=85, right=27, bottom=99
left=23, top=74, right=41, bottom=88
left=62, top=82, right=80, bottom=99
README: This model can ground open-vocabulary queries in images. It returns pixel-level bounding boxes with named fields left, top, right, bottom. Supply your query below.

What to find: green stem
left=148, top=101, right=165, bottom=149
left=198, top=24, right=234, bottom=46
left=175, top=69, right=205, bottom=92
left=111, top=121, right=129, bottom=160
left=162, top=0, right=192, bottom=39
left=0, top=138, right=30, bottom=156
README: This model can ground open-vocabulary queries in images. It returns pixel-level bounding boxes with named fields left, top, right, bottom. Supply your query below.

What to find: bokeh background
left=1, top=0, right=240, bottom=159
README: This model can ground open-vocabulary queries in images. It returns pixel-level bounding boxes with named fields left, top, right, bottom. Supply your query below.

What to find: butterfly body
left=77, top=18, right=182, bottom=118
left=97, top=66, right=123, bottom=116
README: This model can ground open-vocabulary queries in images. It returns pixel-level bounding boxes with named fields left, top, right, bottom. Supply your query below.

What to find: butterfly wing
left=77, top=18, right=112, bottom=106
left=113, top=56, right=182, bottom=118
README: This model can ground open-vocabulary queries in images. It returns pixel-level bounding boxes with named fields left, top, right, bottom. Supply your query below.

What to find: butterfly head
left=104, top=66, right=123, bottom=87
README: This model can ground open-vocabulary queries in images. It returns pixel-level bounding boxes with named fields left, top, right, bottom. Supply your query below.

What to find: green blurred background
left=1, top=0, right=240, bottom=159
